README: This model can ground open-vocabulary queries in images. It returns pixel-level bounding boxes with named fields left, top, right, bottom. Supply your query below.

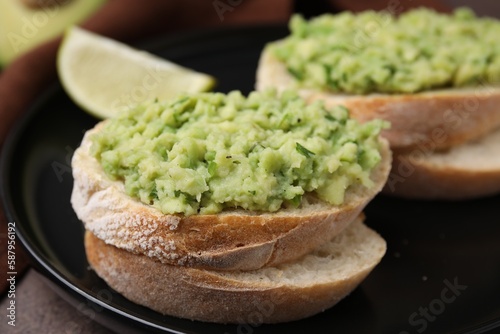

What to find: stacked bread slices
left=71, top=116, right=392, bottom=323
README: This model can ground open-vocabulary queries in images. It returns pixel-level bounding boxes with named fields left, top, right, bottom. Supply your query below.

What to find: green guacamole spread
left=269, top=7, right=500, bottom=94
left=91, top=90, right=387, bottom=215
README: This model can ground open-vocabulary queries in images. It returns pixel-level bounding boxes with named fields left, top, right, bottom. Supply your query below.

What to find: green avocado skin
left=0, top=0, right=105, bottom=66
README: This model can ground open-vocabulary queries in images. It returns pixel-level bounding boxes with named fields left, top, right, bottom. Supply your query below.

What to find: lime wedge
left=57, top=26, right=216, bottom=119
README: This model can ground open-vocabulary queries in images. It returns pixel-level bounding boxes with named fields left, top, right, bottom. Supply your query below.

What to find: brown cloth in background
left=0, top=0, right=450, bottom=294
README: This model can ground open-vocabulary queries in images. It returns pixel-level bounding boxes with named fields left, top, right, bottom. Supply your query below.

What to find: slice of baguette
left=384, top=126, right=500, bottom=199
left=84, top=215, right=386, bottom=324
left=71, top=121, right=391, bottom=271
left=255, top=44, right=500, bottom=151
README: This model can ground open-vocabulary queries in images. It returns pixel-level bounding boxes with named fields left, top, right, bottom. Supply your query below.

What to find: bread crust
left=71, top=122, right=391, bottom=271
left=256, top=45, right=500, bottom=151
left=384, top=127, right=500, bottom=199
left=84, top=217, right=386, bottom=324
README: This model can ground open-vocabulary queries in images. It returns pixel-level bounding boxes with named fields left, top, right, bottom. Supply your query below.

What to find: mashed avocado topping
left=269, top=7, right=500, bottom=94
left=91, top=90, right=386, bottom=215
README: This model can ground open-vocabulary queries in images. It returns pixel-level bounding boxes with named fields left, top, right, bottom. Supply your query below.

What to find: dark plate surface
left=1, top=26, right=500, bottom=334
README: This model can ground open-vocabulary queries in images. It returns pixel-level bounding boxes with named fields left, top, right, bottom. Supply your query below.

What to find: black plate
left=2, top=26, right=500, bottom=334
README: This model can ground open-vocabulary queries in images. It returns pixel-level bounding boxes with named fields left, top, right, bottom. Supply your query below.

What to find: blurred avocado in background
left=0, top=0, right=106, bottom=67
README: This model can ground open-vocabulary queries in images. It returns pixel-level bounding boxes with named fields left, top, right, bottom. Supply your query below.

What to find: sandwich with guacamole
left=256, top=7, right=500, bottom=199
left=72, top=89, right=391, bottom=323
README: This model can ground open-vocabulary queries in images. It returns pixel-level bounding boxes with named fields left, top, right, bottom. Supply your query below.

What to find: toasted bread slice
left=84, top=215, right=386, bottom=324
left=256, top=45, right=500, bottom=151
left=384, top=126, right=500, bottom=199
left=71, top=122, right=391, bottom=271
